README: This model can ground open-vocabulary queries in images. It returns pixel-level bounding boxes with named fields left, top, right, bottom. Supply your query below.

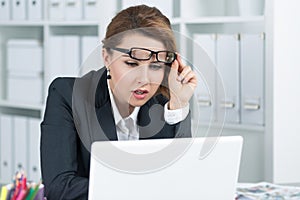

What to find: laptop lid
left=88, top=136, right=243, bottom=200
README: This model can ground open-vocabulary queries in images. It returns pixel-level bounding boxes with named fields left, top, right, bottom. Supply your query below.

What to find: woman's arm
left=41, top=78, right=89, bottom=200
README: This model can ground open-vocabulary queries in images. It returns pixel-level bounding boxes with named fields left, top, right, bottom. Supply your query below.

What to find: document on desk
left=236, top=182, right=300, bottom=199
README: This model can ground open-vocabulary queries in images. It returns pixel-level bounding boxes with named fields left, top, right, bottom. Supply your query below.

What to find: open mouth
left=132, top=89, right=149, bottom=100
left=134, top=89, right=149, bottom=95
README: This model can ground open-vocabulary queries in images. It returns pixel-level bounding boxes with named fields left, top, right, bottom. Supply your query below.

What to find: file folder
left=47, top=36, right=80, bottom=87
left=7, top=72, right=43, bottom=104
left=13, top=116, right=28, bottom=173
left=80, top=36, right=101, bottom=75
left=28, top=0, right=43, bottom=20
left=0, top=115, right=13, bottom=184
left=216, top=34, right=240, bottom=123
left=65, top=0, right=82, bottom=20
left=49, top=0, right=64, bottom=20
left=63, top=36, right=80, bottom=76
left=0, top=0, right=10, bottom=20
left=7, top=39, right=43, bottom=74
left=193, top=34, right=217, bottom=122
left=11, top=0, right=26, bottom=20
left=47, top=36, right=64, bottom=87
left=240, top=33, right=265, bottom=125
left=28, top=118, right=42, bottom=182
left=83, top=0, right=99, bottom=20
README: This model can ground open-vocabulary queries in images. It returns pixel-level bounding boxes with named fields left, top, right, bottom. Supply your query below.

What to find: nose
left=136, top=64, right=150, bottom=85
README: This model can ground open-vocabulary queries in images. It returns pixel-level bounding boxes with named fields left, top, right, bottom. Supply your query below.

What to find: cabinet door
left=240, top=33, right=265, bottom=125
left=216, top=34, right=240, bottom=123
left=28, top=118, right=41, bottom=182
left=13, top=116, right=28, bottom=173
left=193, top=34, right=217, bottom=123
left=0, top=114, right=13, bottom=183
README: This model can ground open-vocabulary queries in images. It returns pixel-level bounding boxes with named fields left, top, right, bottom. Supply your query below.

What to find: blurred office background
left=0, top=0, right=299, bottom=185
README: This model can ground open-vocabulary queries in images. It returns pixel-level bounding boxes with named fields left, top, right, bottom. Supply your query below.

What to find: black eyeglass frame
left=107, top=47, right=177, bottom=64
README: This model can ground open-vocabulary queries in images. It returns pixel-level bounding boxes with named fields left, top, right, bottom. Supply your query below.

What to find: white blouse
left=107, top=80, right=189, bottom=141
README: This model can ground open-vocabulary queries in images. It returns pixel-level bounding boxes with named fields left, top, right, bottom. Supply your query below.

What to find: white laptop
left=88, top=136, right=243, bottom=200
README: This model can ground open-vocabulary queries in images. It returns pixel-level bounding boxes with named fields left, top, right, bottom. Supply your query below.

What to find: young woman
left=41, top=5, right=197, bottom=200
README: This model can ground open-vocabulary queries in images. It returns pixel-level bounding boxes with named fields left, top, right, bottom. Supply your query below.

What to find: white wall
left=272, top=0, right=300, bottom=183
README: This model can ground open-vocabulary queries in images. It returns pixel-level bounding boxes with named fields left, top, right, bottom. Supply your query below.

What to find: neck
left=115, top=98, right=134, bottom=118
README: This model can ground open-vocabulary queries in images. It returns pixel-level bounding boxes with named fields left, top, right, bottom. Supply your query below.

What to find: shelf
left=192, top=120, right=265, bottom=132
left=0, top=21, right=44, bottom=27
left=0, top=100, right=43, bottom=111
left=183, top=16, right=265, bottom=24
left=0, top=20, right=100, bottom=27
left=170, top=18, right=182, bottom=25
left=46, top=21, right=99, bottom=26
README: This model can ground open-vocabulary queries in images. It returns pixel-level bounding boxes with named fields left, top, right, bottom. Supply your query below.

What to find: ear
left=102, top=48, right=111, bottom=67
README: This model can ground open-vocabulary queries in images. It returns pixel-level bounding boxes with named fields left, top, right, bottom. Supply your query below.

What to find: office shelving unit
left=2, top=0, right=298, bottom=185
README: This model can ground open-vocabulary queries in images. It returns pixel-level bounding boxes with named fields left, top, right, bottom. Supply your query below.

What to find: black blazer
left=41, top=67, right=191, bottom=200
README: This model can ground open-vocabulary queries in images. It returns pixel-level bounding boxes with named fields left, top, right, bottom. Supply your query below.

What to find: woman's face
left=103, top=34, right=167, bottom=111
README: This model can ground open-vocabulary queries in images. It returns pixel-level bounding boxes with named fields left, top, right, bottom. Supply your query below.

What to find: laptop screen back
left=88, top=136, right=243, bottom=200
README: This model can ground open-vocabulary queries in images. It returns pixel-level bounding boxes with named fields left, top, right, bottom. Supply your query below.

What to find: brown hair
left=102, top=5, right=177, bottom=99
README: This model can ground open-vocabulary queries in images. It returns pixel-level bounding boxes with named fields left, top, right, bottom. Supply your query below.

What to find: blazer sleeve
left=40, top=78, right=88, bottom=200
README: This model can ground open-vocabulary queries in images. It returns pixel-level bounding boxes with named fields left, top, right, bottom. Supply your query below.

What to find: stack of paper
left=236, top=182, right=300, bottom=199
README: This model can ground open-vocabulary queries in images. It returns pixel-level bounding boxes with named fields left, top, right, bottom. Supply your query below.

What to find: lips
left=132, top=89, right=149, bottom=100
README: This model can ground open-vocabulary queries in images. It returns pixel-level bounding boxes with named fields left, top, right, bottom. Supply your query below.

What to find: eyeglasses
left=108, top=47, right=177, bottom=64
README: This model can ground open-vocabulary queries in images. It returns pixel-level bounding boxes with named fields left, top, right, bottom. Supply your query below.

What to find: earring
left=107, top=68, right=111, bottom=79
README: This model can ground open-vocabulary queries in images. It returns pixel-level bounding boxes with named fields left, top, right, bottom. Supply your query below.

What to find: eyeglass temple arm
left=109, top=47, right=130, bottom=54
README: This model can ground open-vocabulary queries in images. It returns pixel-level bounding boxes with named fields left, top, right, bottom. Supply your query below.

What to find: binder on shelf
left=47, top=36, right=80, bottom=87
left=240, top=33, right=265, bottom=125
left=216, top=34, right=240, bottom=123
left=13, top=116, right=28, bottom=173
left=64, top=36, right=80, bottom=76
left=47, top=36, right=64, bottom=86
left=80, top=36, right=101, bottom=75
left=28, top=0, right=43, bottom=20
left=122, top=0, right=173, bottom=18
left=65, top=0, right=82, bottom=20
left=7, top=72, right=43, bottom=104
left=0, top=114, right=13, bottom=184
left=193, top=34, right=217, bottom=122
left=28, top=117, right=42, bottom=182
left=0, top=0, right=10, bottom=20
left=7, top=39, right=43, bottom=74
left=83, top=0, right=99, bottom=20
left=11, top=0, right=26, bottom=20
left=49, top=0, right=64, bottom=20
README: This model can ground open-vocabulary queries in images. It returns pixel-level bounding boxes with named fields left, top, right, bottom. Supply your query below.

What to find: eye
left=125, top=61, right=138, bottom=67
left=149, top=63, right=163, bottom=71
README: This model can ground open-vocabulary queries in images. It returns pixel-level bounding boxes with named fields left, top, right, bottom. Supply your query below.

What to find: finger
left=182, top=71, right=197, bottom=85
left=169, top=59, right=179, bottom=81
left=176, top=53, right=186, bottom=73
left=178, top=65, right=192, bottom=82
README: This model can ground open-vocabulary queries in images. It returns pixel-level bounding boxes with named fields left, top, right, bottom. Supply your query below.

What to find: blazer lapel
left=94, top=68, right=118, bottom=141
left=138, top=100, right=166, bottom=139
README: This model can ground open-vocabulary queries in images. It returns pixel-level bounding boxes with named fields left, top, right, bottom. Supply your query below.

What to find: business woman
left=41, top=4, right=197, bottom=200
